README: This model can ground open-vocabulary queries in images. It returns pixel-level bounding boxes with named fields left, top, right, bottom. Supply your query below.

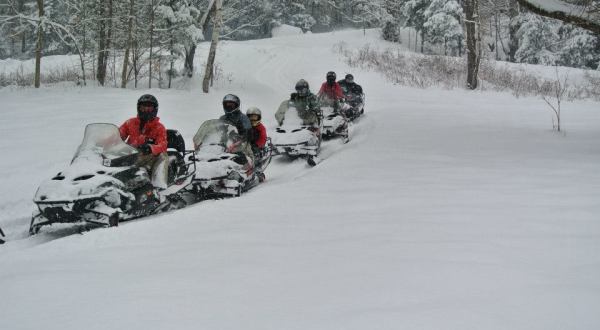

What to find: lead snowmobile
left=319, top=95, right=350, bottom=143
left=187, top=119, right=259, bottom=199
left=30, top=123, right=195, bottom=235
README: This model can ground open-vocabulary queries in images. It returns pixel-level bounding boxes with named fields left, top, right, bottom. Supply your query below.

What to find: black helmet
left=222, top=94, right=240, bottom=114
left=137, top=94, right=158, bottom=121
left=295, top=79, right=310, bottom=97
left=345, top=74, right=354, bottom=83
left=326, top=71, right=336, bottom=84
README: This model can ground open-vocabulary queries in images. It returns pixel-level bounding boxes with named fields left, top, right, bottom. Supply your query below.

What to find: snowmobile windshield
left=193, top=119, right=241, bottom=151
left=73, top=123, right=138, bottom=164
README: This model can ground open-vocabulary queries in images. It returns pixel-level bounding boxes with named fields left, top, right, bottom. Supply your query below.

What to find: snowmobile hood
left=34, top=158, right=129, bottom=203
left=34, top=123, right=140, bottom=203
left=271, top=125, right=319, bottom=146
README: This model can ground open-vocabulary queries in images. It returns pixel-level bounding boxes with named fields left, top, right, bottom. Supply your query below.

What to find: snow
left=271, top=24, right=306, bottom=37
left=1, top=29, right=600, bottom=330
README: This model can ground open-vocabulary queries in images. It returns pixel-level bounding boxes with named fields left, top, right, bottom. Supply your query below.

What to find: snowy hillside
left=1, top=29, right=600, bottom=330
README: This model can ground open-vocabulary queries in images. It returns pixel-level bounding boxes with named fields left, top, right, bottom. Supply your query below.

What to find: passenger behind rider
left=246, top=107, right=268, bottom=182
left=119, top=94, right=168, bottom=189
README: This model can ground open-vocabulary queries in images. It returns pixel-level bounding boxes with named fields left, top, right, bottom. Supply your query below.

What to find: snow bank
left=271, top=24, right=306, bottom=37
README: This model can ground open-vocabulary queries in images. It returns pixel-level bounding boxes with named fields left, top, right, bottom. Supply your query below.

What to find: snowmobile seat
left=167, top=129, right=185, bottom=153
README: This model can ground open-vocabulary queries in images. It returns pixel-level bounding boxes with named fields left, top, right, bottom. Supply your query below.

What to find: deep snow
left=1, top=29, right=600, bottom=330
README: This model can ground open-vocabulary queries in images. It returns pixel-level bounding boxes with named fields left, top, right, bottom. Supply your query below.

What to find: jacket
left=250, top=123, right=267, bottom=148
left=338, top=80, right=363, bottom=95
left=220, top=110, right=252, bottom=141
left=275, top=93, right=320, bottom=126
left=119, top=117, right=167, bottom=155
left=318, top=82, right=344, bottom=101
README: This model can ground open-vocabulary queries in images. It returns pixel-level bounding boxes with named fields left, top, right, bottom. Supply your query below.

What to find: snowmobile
left=30, top=123, right=195, bottom=235
left=187, top=119, right=260, bottom=199
left=271, top=107, right=322, bottom=167
left=319, top=96, right=350, bottom=143
left=341, top=92, right=365, bottom=121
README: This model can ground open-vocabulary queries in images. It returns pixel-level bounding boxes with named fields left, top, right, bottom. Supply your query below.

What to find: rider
left=338, top=73, right=363, bottom=96
left=275, top=79, right=321, bottom=127
left=119, top=94, right=168, bottom=189
left=246, top=107, right=267, bottom=150
left=220, top=94, right=252, bottom=142
left=318, top=71, right=344, bottom=111
left=246, top=107, right=268, bottom=182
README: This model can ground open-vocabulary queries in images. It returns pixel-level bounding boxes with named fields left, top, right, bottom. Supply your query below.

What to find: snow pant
left=136, top=152, right=169, bottom=189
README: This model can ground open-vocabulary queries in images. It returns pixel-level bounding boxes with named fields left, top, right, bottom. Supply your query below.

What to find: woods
left=0, top=0, right=598, bottom=89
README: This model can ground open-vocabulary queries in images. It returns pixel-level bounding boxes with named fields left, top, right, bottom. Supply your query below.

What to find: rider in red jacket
left=246, top=107, right=267, bottom=149
left=318, top=71, right=344, bottom=102
left=119, top=94, right=169, bottom=189
left=246, top=107, right=268, bottom=182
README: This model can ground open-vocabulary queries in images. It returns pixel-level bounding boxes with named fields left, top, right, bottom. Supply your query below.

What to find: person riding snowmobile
left=119, top=94, right=169, bottom=189
left=246, top=107, right=268, bottom=182
left=275, top=79, right=321, bottom=126
left=338, top=73, right=363, bottom=96
left=220, top=94, right=252, bottom=142
left=318, top=71, right=344, bottom=112
left=246, top=107, right=267, bottom=150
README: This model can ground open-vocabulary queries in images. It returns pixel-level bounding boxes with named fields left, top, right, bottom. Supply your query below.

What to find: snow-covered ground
left=1, top=29, right=600, bottom=330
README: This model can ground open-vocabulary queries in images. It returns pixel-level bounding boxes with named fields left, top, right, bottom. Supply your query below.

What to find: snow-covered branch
left=517, top=0, right=600, bottom=34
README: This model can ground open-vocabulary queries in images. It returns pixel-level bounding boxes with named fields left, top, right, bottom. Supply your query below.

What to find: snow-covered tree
left=515, top=13, right=559, bottom=65
left=423, top=0, right=463, bottom=56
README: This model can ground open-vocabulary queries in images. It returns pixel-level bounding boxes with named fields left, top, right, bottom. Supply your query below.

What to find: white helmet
left=246, top=107, right=262, bottom=126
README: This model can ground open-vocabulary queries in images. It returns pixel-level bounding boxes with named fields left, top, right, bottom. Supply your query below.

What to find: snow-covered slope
left=1, top=29, right=600, bottom=330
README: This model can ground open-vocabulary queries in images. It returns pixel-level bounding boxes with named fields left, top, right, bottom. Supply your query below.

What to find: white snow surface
left=1, top=29, right=600, bottom=330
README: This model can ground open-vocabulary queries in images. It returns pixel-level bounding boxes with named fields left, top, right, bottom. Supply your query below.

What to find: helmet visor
left=223, top=101, right=238, bottom=113
left=296, top=86, right=309, bottom=96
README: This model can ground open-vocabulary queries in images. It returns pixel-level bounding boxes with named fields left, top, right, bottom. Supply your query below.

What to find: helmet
left=295, top=79, right=310, bottom=97
left=137, top=94, right=158, bottom=121
left=222, top=94, right=240, bottom=114
left=326, top=71, right=336, bottom=84
left=246, top=107, right=262, bottom=127
left=345, top=74, right=354, bottom=83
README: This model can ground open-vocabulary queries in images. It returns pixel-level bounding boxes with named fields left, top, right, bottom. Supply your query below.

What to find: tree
left=423, top=0, right=463, bottom=55
left=203, top=0, right=221, bottom=93
left=463, top=0, right=482, bottom=89
left=34, top=0, right=43, bottom=88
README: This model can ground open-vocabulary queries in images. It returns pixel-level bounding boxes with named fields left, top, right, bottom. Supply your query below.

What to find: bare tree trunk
left=184, top=45, right=196, bottom=77
left=464, top=0, right=481, bottom=90
left=97, top=0, right=113, bottom=86
left=34, top=0, right=44, bottom=88
left=508, top=0, right=519, bottom=62
left=494, top=11, right=499, bottom=60
left=149, top=0, right=155, bottom=89
left=121, top=0, right=135, bottom=88
left=203, top=0, right=222, bottom=93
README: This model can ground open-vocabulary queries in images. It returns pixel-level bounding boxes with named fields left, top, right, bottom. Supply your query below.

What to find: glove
left=139, top=143, right=153, bottom=155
